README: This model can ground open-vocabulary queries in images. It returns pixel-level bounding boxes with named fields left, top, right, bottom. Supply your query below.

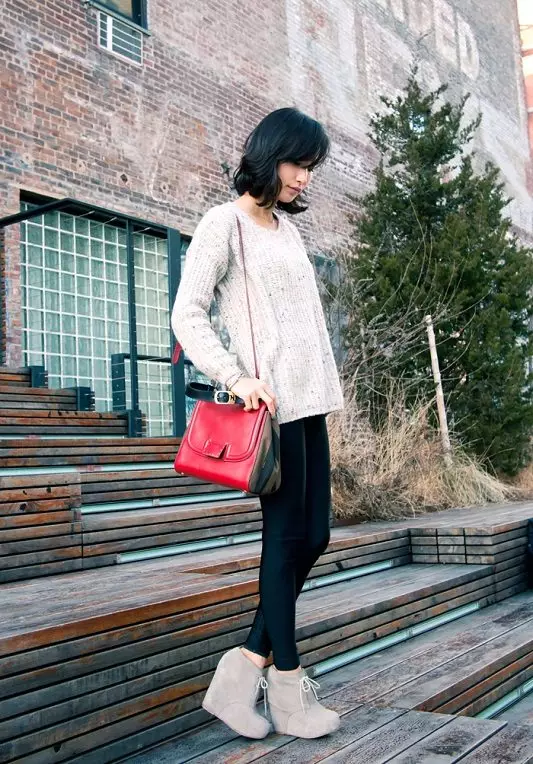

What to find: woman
left=171, top=107, right=344, bottom=740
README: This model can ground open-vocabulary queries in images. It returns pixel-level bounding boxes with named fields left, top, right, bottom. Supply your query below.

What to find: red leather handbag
left=172, top=216, right=281, bottom=496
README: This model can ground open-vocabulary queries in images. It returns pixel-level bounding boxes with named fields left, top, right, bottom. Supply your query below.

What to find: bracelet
left=225, top=370, right=244, bottom=389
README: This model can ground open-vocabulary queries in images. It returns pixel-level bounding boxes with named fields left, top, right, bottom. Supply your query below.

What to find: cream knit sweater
left=171, top=200, right=344, bottom=425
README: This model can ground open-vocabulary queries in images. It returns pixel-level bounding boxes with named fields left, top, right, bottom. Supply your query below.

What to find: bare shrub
left=328, top=378, right=516, bottom=522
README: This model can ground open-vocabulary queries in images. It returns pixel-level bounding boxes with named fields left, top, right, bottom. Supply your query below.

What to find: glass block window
left=21, top=209, right=130, bottom=408
left=20, top=206, right=173, bottom=436
left=134, top=233, right=173, bottom=437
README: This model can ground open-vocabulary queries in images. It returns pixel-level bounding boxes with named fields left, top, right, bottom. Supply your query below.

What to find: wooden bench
left=0, top=436, right=180, bottom=469
left=0, top=555, right=498, bottom=762
left=78, top=466, right=245, bottom=567
left=409, top=501, right=533, bottom=602
left=0, top=409, right=139, bottom=436
left=0, top=474, right=82, bottom=582
left=82, top=586, right=533, bottom=764
left=0, top=366, right=39, bottom=388
left=0, top=384, right=93, bottom=411
left=0, top=438, right=185, bottom=579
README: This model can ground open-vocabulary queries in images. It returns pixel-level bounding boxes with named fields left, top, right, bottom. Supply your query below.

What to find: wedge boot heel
left=201, top=646, right=271, bottom=739
left=266, top=665, right=340, bottom=738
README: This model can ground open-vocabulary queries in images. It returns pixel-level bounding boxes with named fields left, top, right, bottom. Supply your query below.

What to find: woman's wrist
left=225, top=370, right=245, bottom=389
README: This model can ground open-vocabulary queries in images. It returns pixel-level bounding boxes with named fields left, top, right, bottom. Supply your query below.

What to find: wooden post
left=425, top=315, right=453, bottom=467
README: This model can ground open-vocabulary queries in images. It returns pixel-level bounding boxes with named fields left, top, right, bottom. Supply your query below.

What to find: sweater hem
left=276, top=401, right=344, bottom=426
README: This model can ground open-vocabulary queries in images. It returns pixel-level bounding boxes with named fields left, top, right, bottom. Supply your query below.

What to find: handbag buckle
left=214, top=390, right=236, bottom=405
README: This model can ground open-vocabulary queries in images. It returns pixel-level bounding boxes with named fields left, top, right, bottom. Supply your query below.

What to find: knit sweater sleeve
left=170, top=206, right=244, bottom=387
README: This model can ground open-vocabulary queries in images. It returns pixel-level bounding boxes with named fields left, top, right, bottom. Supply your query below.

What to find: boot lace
left=299, top=675, right=320, bottom=713
left=256, top=676, right=269, bottom=716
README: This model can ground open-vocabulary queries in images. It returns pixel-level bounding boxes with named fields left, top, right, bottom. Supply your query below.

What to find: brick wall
left=0, top=0, right=531, bottom=365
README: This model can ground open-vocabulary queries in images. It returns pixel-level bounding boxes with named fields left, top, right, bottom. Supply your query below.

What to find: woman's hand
left=230, top=377, right=277, bottom=417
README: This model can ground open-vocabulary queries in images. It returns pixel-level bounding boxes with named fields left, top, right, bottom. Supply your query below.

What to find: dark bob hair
left=232, top=107, right=330, bottom=214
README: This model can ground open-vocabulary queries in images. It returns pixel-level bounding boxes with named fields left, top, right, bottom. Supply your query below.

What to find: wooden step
left=83, top=517, right=411, bottom=570
left=81, top=499, right=262, bottom=565
left=0, top=384, right=82, bottom=411
left=0, top=367, right=33, bottom=388
left=0, top=473, right=82, bottom=582
left=123, top=590, right=533, bottom=764
left=123, top=708, right=532, bottom=764
left=0, top=409, right=137, bottom=436
left=79, top=468, right=222, bottom=506
left=0, top=561, right=497, bottom=762
left=494, top=682, right=533, bottom=725
left=0, top=437, right=180, bottom=469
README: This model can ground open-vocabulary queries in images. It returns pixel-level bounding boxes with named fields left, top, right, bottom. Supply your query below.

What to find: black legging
left=243, top=413, right=331, bottom=670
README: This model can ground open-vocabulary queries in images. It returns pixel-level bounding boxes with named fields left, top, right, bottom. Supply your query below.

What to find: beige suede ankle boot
left=266, top=665, right=340, bottom=738
left=201, top=646, right=272, bottom=738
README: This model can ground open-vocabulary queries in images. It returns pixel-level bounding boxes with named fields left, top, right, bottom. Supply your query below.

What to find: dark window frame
left=92, top=0, right=148, bottom=30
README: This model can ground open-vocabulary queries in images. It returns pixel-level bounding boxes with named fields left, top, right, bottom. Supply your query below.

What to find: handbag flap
left=202, top=439, right=226, bottom=459
left=185, top=401, right=268, bottom=462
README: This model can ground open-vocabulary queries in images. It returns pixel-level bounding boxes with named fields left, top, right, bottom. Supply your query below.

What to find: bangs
left=280, top=124, right=330, bottom=171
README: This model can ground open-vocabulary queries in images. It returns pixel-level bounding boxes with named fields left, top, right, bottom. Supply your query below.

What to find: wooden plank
left=314, top=708, right=451, bottom=763
left=316, top=595, right=533, bottom=711
left=0, top=559, right=83, bottom=583
left=0, top=436, right=179, bottom=449
left=0, top=473, right=78, bottom=489
left=0, top=426, right=128, bottom=435
left=372, top=618, right=533, bottom=712
left=5, top=686, right=211, bottom=764
left=0, top=570, right=260, bottom=655
left=299, top=586, right=496, bottom=668
left=385, top=714, right=508, bottom=763
left=0, top=546, right=82, bottom=570
left=164, top=705, right=406, bottom=764
left=0, top=511, right=77, bottom=528
left=460, top=721, right=533, bottom=763
left=0, top=533, right=82, bottom=555
left=80, top=500, right=259, bottom=531
left=83, top=521, right=263, bottom=556
left=447, top=659, right=533, bottom=716
left=83, top=511, right=263, bottom=541
left=0, top=522, right=81, bottom=542
left=0, top=592, right=259, bottom=682
left=0, top=410, right=119, bottom=420
left=0, top=385, right=72, bottom=397
left=0, top=578, right=495, bottom=726
left=462, top=528, right=527, bottom=545
left=0, top=498, right=77, bottom=516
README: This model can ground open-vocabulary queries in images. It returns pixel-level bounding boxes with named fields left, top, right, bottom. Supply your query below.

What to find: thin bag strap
left=235, top=215, right=259, bottom=379
left=172, top=213, right=260, bottom=380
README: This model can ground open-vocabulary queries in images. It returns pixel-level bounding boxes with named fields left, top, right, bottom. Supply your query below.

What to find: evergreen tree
left=337, top=71, right=533, bottom=475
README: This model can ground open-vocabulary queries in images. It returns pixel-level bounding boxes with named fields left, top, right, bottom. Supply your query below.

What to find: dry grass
left=328, top=378, right=517, bottom=522
left=511, top=462, right=533, bottom=500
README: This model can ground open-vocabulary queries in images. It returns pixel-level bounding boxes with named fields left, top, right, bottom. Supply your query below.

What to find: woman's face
left=276, top=160, right=313, bottom=203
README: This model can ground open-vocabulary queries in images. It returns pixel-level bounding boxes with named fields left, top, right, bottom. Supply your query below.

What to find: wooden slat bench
left=0, top=558, right=497, bottom=762
left=0, top=474, right=82, bottom=582
left=180, top=526, right=412, bottom=579
left=0, top=437, right=180, bottom=469
left=80, top=497, right=261, bottom=567
left=0, top=385, right=89, bottom=411
left=0, top=409, right=138, bottom=436
left=121, top=590, right=533, bottom=764
left=409, top=501, right=533, bottom=602
left=0, top=367, right=34, bottom=388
